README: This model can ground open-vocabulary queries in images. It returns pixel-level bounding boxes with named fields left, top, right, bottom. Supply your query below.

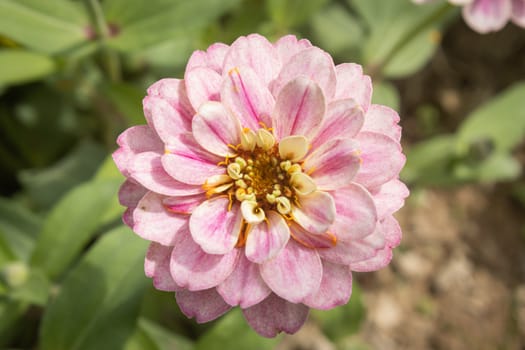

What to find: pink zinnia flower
left=414, top=0, right=525, bottom=33
left=113, top=34, right=408, bottom=337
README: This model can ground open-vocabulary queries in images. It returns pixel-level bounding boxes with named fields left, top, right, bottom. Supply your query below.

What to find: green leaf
left=194, top=309, right=280, bottom=350
left=103, top=0, right=242, bottom=53
left=311, top=282, right=365, bottom=341
left=311, top=3, right=363, bottom=56
left=6, top=266, right=50, bottom=306
left=0, top=0, right=89, bottom=54
left=40, top=226, right=149, bottom=350
left=371, top=80, right=400, bottom=111
left=124, top=318, right=195, bottom=350
left=102, top=83, right=147, bottom=126
left=456, top=82, right=525, bottom=155
left=453, top=152, right=522, bottom=183
left=18, top=140, right=107, bottom=210
left=401, top=134, right=459, bottom=186
left=267, top=0, right=328, bottom=29
left=0, top=299, right=28, bottom=346
left=0, top=50, right=55, bottom=87
left=356, top=0, right=453, bottom=78
left=30, top=178, right=121, bottom=280
left=0, top=197, right=42, bottom=262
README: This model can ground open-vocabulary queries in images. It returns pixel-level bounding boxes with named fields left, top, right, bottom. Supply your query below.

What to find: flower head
left=113, top=34, right=408, bottom=337
left=414, top=0, right=525, bottom=33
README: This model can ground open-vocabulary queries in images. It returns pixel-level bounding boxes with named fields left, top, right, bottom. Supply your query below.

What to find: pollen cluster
left=203, top=127, right=316, bottom=225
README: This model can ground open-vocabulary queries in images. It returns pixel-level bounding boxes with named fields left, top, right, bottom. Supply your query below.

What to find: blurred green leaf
left=30, top=178, right=121, bottom=280
left=354, top=0, right=452, bottom=78
left=0, top=0, right=89, bottom=54
left=103, top=0, right=242, bottom=52
left=18, top=140, right=107, bottom=210
left=0, top=50, right=55, bottom=87
left=401, top=134, right=458, bottom=186
left=40, top=226, right=149, bottom=350
left=125, top=318, right=194, bottom=350
left=311, top=282, right=365, bottom=341
left=0, top=198, right=41, bottom=262
left=102, top=83, right=146, bottom=126
left=311, top=3, right=363, bottom=56
left=128, top=37, right=194, bottom=71
left=453, top=152, right=521, bottom=183
left=194, top=309, right=280, bottom=350
left=267, top=0, right=328, bottom=30
left=7, top=267, right=50, bottom=306
left=456, top=82, right=525, bottom=155
left=0, top=299, right=28, bottom=346
left=371, top=80, right=400, bottom=111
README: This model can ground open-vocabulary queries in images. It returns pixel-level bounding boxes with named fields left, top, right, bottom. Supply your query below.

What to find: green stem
left=86, top=0, right=121, bottom=82
left=368, top=3, right=456, bottom=78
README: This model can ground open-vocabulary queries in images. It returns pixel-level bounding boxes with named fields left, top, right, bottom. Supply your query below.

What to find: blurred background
left=0, top=0, right=524, bottom=349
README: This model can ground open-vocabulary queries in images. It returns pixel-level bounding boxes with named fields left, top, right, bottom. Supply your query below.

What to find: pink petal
left=143, top=96, right=191, bottom=149
left=462, top=0, right=512, bottom=33
left=184, top=67, right=222, bottom=111
left=123, top=208, right=134, bottom=227
left=334, top=63, right=372, bottom=112
left=113, top=125, right=163, bottom=177
left=162, top=193, right=206, bottom=215
left=381, top=215, right=403, bottom=247
left=310, top=99, right=365, bottom=151
left=362, top=104, right=401, bottom=142
left=330, top=183, right=378, bottom=241
left=133, top=191, right=190, bottom=246
left=130, top=152, right=203, bottom=196
left=243, top=293, right=309, bottom=338
left=260, top=240, right=322, bottom=303
left=146, top=78, right=194, bottom=121
left=118, top=179, right=147, bottom=208
left=170, top=232, right=240, bottom=291
left=292, top=191, right=336, bottom=235
left=221, top=66, right=274, bottom=130
left=290, top=223, right=337, bottom=249
left=371, top=178, right=409, bottom=219
left=223, top=34, right=281, bottom=85
left=162, top=133, right=223, bottom=186
left=217, top=254, right=271, bottom=308
left=186, top=43, right=229, bottom=73
left=303, top=261, right=352, bottom=310
left=273, top=35, right=312, bottom=65
left=304, top=139, right=361, bottom=191
left=512, top=0, right=525, bottom=27
left=349, top=247, right=393, bottom=272
left=189, top=198, right=243, bottom=254
left=145, top=242, right=181, bottom=291
left=245, top=211, right=290, bottom=263
left=354, top=131, right=406, bottom=189
left=272, top=77, right=325, bottom=140
left=192, top=101, right=241, bottom=157
left=272, top=47, right=336, bottom=100
left=318, top=225, right=385, bottom=265
left=176, top=288, right=231, bottom=323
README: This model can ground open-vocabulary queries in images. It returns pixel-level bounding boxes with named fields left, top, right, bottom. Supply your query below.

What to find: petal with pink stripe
left=184, top=67, right=222, bottom=111
left=221, top=66, right=274, bottom=130
left=243, top=293, right=309, bottom=338
left=170, top=232, right=239, bottom=291
left=192, top=102, right=241, bottom=157
left=260, top=240, right=322, bottom=303
left=272, top=77, right=325, bottom=140
left=292, top=191, right=335, bottom=234
left=189, top=198, right=243, bottom=255
left=176, top=288, right=231, bottom=323
left=245, top=211, right=290, bottom=263
left=303, top=261, right=352, bottom=310
left=334, top=63, right=372, bottom=112
left=217, top=254, right=271, bottom=308
left=145, top=242, right=181, bottom=291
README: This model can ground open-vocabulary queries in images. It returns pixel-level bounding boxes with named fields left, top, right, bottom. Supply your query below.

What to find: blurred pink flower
left=113, top=34, right=408, bottom=338
left=414, top=0, right=525, bottom=33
